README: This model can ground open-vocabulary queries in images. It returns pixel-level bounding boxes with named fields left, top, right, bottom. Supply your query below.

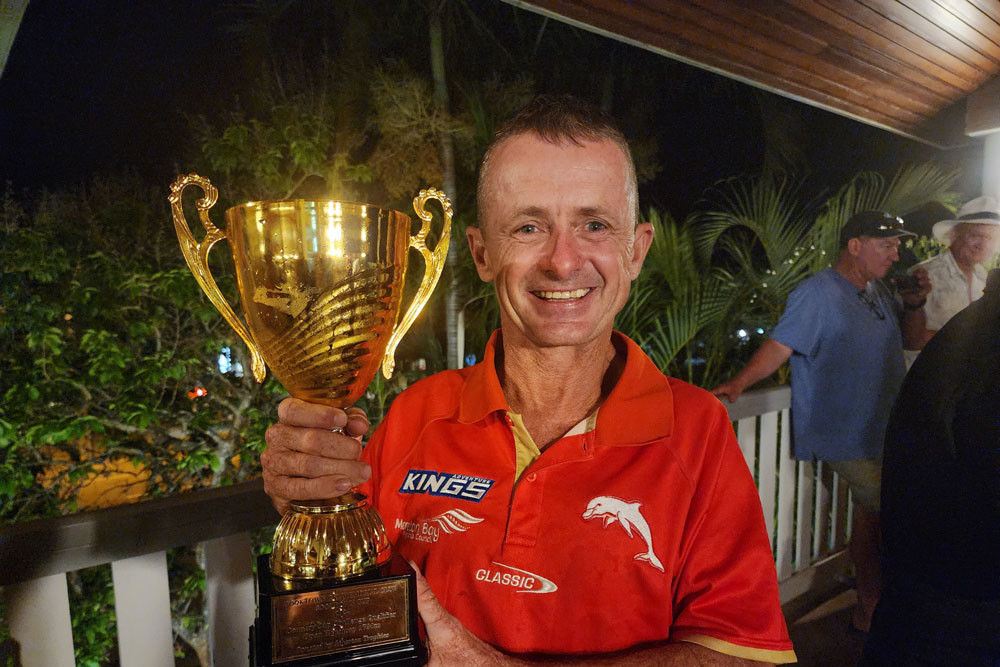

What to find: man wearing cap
left=904, top=195, right=1000, bottom=366
left=712, top=211, right=930, bottom=632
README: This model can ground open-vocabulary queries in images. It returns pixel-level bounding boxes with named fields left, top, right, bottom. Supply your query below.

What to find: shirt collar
left=457, top=330, right=674, bottom=447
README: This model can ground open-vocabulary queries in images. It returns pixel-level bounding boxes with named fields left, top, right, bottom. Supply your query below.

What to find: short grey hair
left=476, top=94, right=639, bottom=230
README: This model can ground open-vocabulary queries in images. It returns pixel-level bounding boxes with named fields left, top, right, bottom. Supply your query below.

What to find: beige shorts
left=826, top=458, right=882, bottom=512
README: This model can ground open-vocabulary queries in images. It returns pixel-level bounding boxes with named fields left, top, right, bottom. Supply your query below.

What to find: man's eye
left=586, top=220, right=607, bottom=232
left=516, top=224, right=537, bottom=234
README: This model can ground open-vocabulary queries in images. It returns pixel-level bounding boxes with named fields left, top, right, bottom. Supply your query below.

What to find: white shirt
left=904, top=250, right=987, bottom=366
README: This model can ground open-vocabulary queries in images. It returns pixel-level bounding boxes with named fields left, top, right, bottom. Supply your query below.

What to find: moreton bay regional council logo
left=395, top=509, right=484, bottom=544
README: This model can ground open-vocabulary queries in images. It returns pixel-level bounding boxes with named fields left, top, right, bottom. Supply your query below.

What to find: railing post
left=205, top=532, right=256, bottom=667
left=112, top=551, right=175, bottom=667
left=774, top=408, right=796, bottom=579
left=2, top=573, right=75, bottom=667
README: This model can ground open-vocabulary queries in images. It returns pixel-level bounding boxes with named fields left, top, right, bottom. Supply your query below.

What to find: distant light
left=737, top=328, right=749, bottom=341
left=187, top=386, right=208, bottom=399
left=756, top=328, right=764, bottom=335
left=218, top=347, right=232, bottom=374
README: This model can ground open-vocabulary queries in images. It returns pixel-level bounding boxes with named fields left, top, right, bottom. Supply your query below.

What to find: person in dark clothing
left=861, top=269, right=1000, bottom=666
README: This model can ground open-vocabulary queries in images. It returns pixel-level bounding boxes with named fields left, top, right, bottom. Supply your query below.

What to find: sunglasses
left=856, top=290, right=885, bottom=320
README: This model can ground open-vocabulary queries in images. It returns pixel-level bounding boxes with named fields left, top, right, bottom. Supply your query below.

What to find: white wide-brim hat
left=932, top=195, right=1000, bottom=243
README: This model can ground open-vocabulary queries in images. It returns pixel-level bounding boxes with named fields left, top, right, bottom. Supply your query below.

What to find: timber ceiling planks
left=510, top=0, right=1000, bottom=146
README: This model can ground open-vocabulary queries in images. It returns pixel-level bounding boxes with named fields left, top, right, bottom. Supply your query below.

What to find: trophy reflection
left=169, top=174, right=451, bottom=666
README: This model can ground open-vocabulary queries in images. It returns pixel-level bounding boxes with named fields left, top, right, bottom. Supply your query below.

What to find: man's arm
left=710, top=339, right=793, bottom=403
left=414, top=564, right=773, bottom=667
left=898, top=266, right=933, bottom=351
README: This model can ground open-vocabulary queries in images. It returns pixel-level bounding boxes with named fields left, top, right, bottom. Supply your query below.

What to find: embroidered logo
left=475, top=562, right=558, bottom=594
left=398, top=469, right=495, bottom=502
left=582, top=495, right=664, bottom=573
left=394, top=509, right=484, bottom=543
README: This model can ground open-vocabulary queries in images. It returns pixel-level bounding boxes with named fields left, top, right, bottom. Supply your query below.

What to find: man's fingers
left=277, top=397, right=349, bottom=429
left=262, top=470, right=358, bottom=503
left=344, top=407, right=371, bottom=439
left=265, top=423, right=363, bottom=460
left=263, top=448, right=370, bottom=480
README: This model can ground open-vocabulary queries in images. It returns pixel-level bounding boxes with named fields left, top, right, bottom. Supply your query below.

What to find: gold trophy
left=169, top=174, right=451, bottom=666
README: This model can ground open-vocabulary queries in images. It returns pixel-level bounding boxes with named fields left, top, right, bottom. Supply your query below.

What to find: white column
left=983, top=132, right=1000, bottom=200
left=112, top=552, right=175, bottom=667
left=2, top=574, right=76, bottom=667
left=205, top=533, right=255, bottom=667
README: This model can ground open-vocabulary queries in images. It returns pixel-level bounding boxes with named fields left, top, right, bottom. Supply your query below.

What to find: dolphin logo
left=582, top=496, right=664, bottom=573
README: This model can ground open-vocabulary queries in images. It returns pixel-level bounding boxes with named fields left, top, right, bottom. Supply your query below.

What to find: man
left=904, top=195, right=1000, bottom=365
left=711, top=211, right=929, bottom=633
left=862, top=270, right=1000, bottom=666
left=263, top=95, right=796, bottom=665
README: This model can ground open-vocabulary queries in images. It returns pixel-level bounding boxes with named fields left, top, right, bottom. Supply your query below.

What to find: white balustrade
left=2, top=387, right=851, bottom=665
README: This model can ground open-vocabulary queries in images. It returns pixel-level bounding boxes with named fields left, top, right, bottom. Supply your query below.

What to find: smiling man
left=713, top=211, right=930, bottom=633
left=262, top=95, right=795, bottom=665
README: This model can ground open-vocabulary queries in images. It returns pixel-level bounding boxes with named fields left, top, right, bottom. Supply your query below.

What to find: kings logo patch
left=398, top=469, right=495, bottom=502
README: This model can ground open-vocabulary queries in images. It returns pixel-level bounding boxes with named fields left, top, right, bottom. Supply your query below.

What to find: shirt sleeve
left=669, top=408, right=797, bottom=663
left=770, top=278, right=823, bottom=357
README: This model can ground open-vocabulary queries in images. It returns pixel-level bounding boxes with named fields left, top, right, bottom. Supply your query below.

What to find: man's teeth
left=535, top=288, right=590, bottom=300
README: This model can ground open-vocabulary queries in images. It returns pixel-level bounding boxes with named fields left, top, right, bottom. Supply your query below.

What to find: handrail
left=0, top=478, right=279, bottom=586
left=722, top=385, right=791, bottom=422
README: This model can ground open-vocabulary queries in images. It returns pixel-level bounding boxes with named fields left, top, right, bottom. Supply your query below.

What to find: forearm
left=901, top=308, right=933, bottom=350
left=500, top=641, right=772, bottom=666
left=728, top=339, right=793, bottom=394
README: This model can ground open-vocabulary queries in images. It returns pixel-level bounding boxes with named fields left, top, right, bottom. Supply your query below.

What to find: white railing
left=725, top=386, right=852, bottom=605
left=1, top=387, right=850, bottom=666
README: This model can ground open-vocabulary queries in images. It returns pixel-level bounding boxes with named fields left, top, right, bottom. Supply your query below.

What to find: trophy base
left=250, top=553, right=426, bottom=666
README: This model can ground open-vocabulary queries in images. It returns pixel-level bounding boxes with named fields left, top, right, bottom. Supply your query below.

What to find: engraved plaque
left=272, top=579, right=410, bottom=664
left=250, top=553, right=425, bottom=667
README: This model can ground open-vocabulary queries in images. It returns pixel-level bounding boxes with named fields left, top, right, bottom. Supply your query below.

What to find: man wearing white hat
left=905, top=196, right=1000, bottom=364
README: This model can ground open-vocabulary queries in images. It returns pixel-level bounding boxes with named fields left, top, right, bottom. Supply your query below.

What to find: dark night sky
left=0, top=1, right=984, bottom=216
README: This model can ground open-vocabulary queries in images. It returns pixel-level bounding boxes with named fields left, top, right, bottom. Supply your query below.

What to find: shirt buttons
left=526, top=472, right=537, bottom=482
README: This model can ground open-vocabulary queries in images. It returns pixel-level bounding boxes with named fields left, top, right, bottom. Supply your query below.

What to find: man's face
left=950, top=223, right=998, bottom=267
left=467, top=134, right=653, bottom=351
left=853, top=235, right=900, bottom=281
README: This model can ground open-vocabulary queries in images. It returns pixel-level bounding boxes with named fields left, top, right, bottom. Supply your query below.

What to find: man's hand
left=261, top=398, right=371, bottom=515
left=710, top=379, right=746, bottom=403
left=900, top=267, right=931, bottom=307
left=412, top=562, right=519, bottom=667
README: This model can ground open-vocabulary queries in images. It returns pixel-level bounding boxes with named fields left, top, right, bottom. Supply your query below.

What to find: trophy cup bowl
left=168, top=174, right=451, bottom=666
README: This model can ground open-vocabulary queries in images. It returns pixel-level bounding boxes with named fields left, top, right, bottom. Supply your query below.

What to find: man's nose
left=540, top=227, right=584, bottom=278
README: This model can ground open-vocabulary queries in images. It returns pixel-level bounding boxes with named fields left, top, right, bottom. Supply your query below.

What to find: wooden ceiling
left=509, top=0, right=1000, bottom=147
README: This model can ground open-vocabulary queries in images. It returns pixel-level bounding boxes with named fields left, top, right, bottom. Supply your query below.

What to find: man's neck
left=496, top=332, right=621, bottom=451
left=949, top=248, right=976, bottom=282
left=833, top=255, right=869, bottom=290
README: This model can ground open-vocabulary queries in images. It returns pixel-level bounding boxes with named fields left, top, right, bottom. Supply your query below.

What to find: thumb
left=409, top=560, right=458, bottom=636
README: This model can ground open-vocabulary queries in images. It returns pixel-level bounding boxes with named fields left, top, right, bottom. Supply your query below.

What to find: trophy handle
left=381, top=188, right=453, bottom=378
left=167, top=174, right=267, bottom=383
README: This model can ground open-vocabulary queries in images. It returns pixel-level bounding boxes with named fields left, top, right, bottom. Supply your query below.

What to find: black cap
left=839, top=210, right=917, bottom=247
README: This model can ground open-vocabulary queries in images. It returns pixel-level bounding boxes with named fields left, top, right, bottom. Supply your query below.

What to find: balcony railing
left=0, top=386, right=851, bottom=667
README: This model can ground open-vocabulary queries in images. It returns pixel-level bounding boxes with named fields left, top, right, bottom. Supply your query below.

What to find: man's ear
left=466, top=226, right=495, bottom=282
left=628, top=222, right=654, bottom=280
left=846, top=237, right=862, bottom=257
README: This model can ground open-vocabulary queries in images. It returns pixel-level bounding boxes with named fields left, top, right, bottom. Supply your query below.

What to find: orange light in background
left=187, top=386, right=208, bottom=399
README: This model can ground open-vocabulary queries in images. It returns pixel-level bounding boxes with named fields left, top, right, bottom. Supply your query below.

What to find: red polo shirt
left=360, top=332, right=795, bottom=663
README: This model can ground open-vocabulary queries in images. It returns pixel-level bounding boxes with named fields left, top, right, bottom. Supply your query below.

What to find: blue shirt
left=770, top=268, right=906, bottom=461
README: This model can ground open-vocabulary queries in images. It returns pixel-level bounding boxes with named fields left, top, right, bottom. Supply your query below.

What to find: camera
left=890, top=274, right=921, bottom=292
